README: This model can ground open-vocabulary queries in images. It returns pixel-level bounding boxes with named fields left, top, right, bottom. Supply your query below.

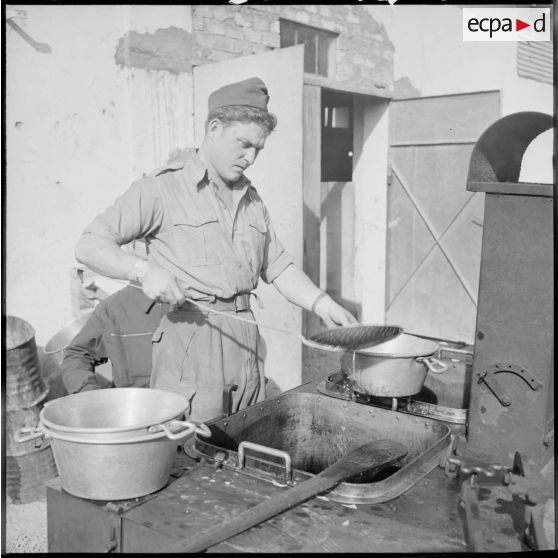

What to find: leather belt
left=207, top=294, right=251, bottom=313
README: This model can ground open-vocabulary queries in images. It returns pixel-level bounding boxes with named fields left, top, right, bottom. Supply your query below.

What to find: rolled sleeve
left=259, top=205, right=295, bottom=284
left=82, top=178, right=164, bottom=245
left=62, top=309, right=108, bottom=394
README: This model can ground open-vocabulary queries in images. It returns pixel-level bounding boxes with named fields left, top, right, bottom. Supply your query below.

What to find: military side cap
left=208, top=77, right=269, bottom=112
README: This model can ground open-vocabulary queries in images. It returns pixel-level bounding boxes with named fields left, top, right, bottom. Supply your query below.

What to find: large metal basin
left=193, top=390, right=451, bottom=504
left=14, top=389, right=211, bottom=500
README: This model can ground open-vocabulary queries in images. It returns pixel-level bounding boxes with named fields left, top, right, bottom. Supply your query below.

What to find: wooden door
left=193, top=45, right=305, bottom=392
left=387, top=91, right=501, bottom=343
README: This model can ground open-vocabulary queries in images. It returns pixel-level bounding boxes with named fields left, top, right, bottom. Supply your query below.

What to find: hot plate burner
left=317, top=372, right=467, bottom=425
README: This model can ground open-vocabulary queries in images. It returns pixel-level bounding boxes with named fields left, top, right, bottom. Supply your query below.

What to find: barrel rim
left=5, top=316, right=36, bottom=350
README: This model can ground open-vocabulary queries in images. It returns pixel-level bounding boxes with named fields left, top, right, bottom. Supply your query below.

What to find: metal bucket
left=5, top=445, right=58, bottom=504
left=44, top=311, right=94, bottom=366
left=341, top=334, right=448, bottom=397
left=5, top=406, right=50, bottom=457
left=42, top=311, right=100, bottom=398
left=5, top=316, right=49, bottom=410
left=14, top=388, right=211, bottom=500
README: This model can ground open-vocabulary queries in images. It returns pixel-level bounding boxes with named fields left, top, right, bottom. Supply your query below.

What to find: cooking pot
left=14, top=388, right=211, bottom=500
left=44, top=311, right=94, bottom=366
left=340, top=334, right=447, bottom=397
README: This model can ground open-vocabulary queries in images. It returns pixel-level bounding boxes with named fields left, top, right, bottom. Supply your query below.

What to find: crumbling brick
left=188, top=4, right=393, bottom=93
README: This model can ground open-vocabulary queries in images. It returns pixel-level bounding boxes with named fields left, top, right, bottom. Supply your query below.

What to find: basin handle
left=417, top=356, right=448, bottom=374
left=149, top=420, right=211, bottom=441
left=237, top=441, right=294, bottom=485
left=13, top=426, right=46, bottom=443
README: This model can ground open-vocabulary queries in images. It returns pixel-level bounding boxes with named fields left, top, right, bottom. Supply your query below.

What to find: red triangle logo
left=516, top=19, right=530, bottom=31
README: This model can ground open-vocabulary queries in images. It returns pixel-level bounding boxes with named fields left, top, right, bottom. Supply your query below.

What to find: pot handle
left=13, top=427, right=46, bottom=443
left=417, top=356, right=448, bottom=374
left=149, top=420, right=211, bottom=441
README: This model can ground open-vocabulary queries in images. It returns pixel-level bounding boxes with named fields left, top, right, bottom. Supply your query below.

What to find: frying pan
left=124, top=282, right=402, bottom=352
left=175, top=297, right=402, bottom=352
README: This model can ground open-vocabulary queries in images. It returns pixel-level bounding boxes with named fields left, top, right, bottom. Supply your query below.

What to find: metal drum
left=5, top=406, right=50, bottom=457
left=5, top=446, right=58, bottom=504
left=5, top=316, right=49, bottom=410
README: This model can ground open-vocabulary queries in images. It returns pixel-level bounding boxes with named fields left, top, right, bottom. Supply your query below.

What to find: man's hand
left=314, top=294, right=358, bottom=328
left=140, top=264, right=186, bottom=306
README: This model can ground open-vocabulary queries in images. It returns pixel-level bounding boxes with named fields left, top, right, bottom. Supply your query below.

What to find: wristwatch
left=311, top=291, right=328, bottom=314
left=132, top=259, right=150, bottom=285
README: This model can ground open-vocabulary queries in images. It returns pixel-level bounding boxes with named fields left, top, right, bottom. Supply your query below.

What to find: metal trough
left=193, top=390, right=452, bottom=504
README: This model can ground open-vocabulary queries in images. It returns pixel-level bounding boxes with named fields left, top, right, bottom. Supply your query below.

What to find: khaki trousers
left=150, top=305, right=265, bottom=422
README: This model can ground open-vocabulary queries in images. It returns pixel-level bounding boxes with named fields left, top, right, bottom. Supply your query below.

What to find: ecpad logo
left=463, top=8, right=550, bottom=41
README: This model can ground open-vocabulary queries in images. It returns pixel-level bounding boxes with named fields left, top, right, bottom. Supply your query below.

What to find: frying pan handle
left=417, top=356, right=448, bottom=374
left=13, top=427, right=46, bottom=443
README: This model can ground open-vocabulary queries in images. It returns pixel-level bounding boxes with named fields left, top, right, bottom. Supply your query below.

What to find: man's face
left=207, top=120, right=268, bottom=183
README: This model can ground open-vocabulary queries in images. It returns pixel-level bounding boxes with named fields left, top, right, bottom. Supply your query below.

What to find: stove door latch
left=476, top=362, right=543, bottom=407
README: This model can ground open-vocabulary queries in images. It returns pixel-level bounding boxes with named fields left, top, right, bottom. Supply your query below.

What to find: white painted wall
left=6, top=5, right=193, bottom=346
left=353, top=99, right=391, bottom=325
left=368, top=4, right=552, bottom=115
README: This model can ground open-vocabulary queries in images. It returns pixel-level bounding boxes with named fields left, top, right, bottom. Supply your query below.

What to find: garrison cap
left=208, top=77, right=270, bottom=112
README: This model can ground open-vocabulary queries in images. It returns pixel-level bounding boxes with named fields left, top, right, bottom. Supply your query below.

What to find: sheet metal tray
left=192, top=390, right=452, bottom=504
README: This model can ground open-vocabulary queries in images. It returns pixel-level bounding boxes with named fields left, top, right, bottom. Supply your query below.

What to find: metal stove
left=316, top=338, right=471, bottom=429
left=319, top=371, right=466, bottom=422
left=45, top=111, right=554, bottom=553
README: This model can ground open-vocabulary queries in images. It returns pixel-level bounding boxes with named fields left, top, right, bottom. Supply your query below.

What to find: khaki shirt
left=83, top=149, right=293, bottom=299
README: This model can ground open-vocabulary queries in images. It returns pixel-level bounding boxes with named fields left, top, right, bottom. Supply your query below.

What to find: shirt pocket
left=248, top=217, right=267, bottom=267
left=172, top=214, right=222, bottom=267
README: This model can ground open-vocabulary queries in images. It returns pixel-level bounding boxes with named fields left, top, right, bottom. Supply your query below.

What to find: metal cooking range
left=45, top=111, right=554, bottom=553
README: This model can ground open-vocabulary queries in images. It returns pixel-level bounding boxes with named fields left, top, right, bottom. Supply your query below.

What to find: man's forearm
left=75, top=234, right=143, bottom=281
left=273, top=264, right=358, bottom=327
left=272, top=264, right=323, bottom=311
left=61, top=311, right=108, bottom=394
left=76, top=234, right=186, bottom=305
left=62, top=351, right=102, bottom=393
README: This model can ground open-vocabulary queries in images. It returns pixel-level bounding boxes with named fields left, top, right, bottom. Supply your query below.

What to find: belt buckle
left=234, top=294, right=248, bottom=312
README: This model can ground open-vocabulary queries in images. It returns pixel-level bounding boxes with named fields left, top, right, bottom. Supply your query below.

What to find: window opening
left=280, top=19, right=337, bottom=77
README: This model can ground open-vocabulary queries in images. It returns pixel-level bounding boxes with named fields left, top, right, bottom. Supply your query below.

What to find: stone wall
left=191, top=4, right=394, bottom=94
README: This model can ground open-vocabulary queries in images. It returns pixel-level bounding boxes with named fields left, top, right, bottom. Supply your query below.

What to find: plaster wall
left=6, top=5, right=194, bottom=345
left=369, top=4, right=552, bottom=115
left=353, top=99, right=391, bottom=325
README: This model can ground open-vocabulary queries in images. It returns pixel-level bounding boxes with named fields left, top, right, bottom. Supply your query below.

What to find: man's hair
left=205, top=105, right=277, bottom=135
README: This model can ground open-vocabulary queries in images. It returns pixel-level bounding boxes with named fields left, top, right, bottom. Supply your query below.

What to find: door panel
left=387, top=171, right=435, bottom=304
left=389, top=91, right=501, bottom=144
left=387, top=91, right=500, bottom=343
left=193, top=45, right=304, bottom=392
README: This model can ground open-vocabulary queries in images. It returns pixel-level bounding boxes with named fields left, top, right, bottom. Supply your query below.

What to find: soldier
left=75, top=77, right=356, bottom=421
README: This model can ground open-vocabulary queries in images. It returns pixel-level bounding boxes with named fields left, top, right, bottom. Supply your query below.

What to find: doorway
left=303, top=85, right=390, bottom=382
